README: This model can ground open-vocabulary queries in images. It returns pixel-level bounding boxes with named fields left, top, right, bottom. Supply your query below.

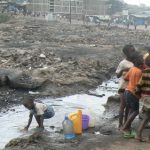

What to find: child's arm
left=24, top=113, right=33, bottom=130
left=124, top=69, right=130, bottom=81
left=116, top=68, right=130, bottom=78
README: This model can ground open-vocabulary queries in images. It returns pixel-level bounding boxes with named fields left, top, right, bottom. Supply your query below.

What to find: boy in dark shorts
left=121, top=51, right=144, bottom=137
left=23, top=97, right=55, bottom=131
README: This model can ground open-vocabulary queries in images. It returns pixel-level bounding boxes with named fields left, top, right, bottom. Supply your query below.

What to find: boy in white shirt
left=23, top=97, right=55, bottom=131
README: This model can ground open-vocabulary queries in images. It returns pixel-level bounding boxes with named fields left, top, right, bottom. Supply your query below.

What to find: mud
left=0, top=16, right=150, bottom=150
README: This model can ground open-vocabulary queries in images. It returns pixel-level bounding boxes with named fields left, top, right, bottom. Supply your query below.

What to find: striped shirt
left=137, top=69, right=150, bottom=95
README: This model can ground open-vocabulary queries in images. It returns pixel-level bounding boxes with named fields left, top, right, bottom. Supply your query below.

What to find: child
left=23, top=97, right=55, bottom=131
left=121, top=51, right=144, bottom=137
left=116, top=44, right=135, bottom=128
left=135, top=55, right=150, bottom=142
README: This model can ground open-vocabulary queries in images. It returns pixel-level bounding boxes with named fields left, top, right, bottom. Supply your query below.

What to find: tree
left=107, top=0, right=124, bottom=15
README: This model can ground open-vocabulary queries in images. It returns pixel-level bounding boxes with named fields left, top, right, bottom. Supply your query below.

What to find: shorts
left=118, top=88, right=125, bottom=94
left=125, top=91, right=139, bottom=112
left=43, top=105, right=55, bottom=119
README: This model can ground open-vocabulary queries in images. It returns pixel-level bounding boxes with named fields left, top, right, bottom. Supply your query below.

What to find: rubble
left=0, top=17, right=148, bottom=109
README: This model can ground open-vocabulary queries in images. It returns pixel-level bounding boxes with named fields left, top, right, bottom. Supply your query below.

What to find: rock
left=5, top=133, right=42, bottom=148
left=56, top=76, right=94, bottom=86
left=107, top=95, right=120, bottom=104
left=9, top=75, right=47, bottom=90
left=1, top=59, right=7, bottom=63
left=0, top=76, right=9, bottom=86
left=100, top=125, right=116, bottom=135
left=103, top=95, right=120, bottom=119
left=54, top=57, right=62, bottom=62
left=0, top=68, right=46, bottom=90
left=32, top=67, right=55, bottom=78
left=39, top=54, right=46, bottom=58
left=89, top=44, right=97, bottom=47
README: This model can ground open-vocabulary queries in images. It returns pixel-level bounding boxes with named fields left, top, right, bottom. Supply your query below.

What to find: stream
left=0, top=77, right=118, bottom=149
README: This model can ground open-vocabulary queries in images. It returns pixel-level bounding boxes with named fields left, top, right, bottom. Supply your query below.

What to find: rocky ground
left=0, top=17, right=150, bottom=149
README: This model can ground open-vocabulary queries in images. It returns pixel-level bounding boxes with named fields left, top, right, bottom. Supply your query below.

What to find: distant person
left=126, top=20, right=130, bottom=29
left=145, top=20, right=148, bottom=29
left=135, top=55, right=150, bottom=142
left=23, top=97, right=55, bottom=131
left=116, top=45, right=135, bottom=129
left=107, top=20, right=111, bottom=29
left=121, top=52, right=144, bottom=138
left=134, top=21, right=137, bottom=30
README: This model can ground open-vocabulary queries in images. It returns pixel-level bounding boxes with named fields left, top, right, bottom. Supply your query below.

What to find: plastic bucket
left=82, top=114, right=89, bottom=130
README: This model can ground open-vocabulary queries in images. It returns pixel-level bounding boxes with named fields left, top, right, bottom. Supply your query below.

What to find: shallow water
left=0, top=77, right=118, bottom=149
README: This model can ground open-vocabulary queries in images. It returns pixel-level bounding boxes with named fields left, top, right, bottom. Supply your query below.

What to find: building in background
left=28, top=0, right=84, bottom=15
left=27, top=0, right=114, bottom=16
left=83, top=0, right=109, bottom=16
left=1, top=0, right=123, bottom=18
left=1, top=0, right=30, bottom=13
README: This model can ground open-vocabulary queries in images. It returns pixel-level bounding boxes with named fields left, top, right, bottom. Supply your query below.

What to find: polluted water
left=0, top=77, right=118, bottom=148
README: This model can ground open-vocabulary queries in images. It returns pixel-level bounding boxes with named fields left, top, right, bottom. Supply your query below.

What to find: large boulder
left=0, top=68, right=46, bottom=90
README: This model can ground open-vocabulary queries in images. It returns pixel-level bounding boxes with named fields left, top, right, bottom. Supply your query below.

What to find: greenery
left=107, top=0, right=124, bottom=15
left=0, top=13, right=10, bottom=23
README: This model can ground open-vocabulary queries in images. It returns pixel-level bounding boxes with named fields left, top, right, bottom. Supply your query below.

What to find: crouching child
left=23, top=97, right=55, bottom=131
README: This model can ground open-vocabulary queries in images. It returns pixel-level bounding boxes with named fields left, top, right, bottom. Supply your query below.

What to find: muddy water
left=0, top=77, right=118, bottom=149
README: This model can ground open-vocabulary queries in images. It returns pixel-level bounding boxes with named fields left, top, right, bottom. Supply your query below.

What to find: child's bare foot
left=118, top=125, right=123, bottom=131
left=135, top=136, right=148, bottom=142
left=119, top=128, right=130, bottom=134
left=144, top=136, right=150, bottom=143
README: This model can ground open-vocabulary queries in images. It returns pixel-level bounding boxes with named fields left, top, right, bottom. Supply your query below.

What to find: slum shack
left=130, top=11, right=150, bottom=25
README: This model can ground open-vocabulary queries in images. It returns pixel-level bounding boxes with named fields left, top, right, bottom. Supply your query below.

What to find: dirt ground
left=0, top=17, right=150, bottom=149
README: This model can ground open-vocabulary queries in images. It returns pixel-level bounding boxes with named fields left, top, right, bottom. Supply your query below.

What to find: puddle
left=0, top=77, right=118, bottom=149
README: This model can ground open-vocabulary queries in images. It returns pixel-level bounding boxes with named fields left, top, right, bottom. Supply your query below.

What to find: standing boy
left=121, top=51, right=144, bottom=137
left=116, top=45, right=135, bottom=128
left=135, top=55, right=150, bottom=142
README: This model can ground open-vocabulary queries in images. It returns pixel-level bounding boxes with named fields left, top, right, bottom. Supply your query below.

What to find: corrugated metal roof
left=131, top=11, right=150, bottom=18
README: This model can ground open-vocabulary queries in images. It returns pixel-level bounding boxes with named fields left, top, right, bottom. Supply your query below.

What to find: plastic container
left=82, top=114, right=89, bottom=130
left=69, top=110, right=82, bottom=134
left=62, top=116, right=76, bottom=140
left=87, top=108, right=96, bottom=127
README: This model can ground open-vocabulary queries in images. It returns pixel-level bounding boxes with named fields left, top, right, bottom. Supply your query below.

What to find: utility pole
left=83, top=0, right=87, bottom=25
left=69, top=0, right=71, bottom=24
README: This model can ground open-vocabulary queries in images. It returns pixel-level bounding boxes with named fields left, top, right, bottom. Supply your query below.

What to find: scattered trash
left=90, top=44, right=97, bottom=47
left=94, top=131, right=100, bottom=135
left=29, top=91, right=40, bottom=95
left=39, top=54, right=46, bottom=58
